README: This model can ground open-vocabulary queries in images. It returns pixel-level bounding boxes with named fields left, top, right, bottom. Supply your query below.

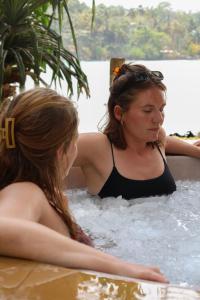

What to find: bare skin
left=73, top=87, right=166, bottom=194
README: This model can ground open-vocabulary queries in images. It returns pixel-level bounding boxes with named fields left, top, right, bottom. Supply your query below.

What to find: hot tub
left=0, top=155, right=200, bottom=299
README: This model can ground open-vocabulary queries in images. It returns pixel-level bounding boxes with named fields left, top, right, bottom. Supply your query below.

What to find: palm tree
left=0, top=0, right=95, bottom=101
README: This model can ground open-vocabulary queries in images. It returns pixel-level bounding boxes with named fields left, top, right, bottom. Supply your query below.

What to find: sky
left=80, top=0, right=200, bottom=12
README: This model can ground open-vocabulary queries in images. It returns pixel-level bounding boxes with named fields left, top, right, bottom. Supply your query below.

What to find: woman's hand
left=131, top=264, right=168, bottom=283
left=117, top=261, right=168, bottom=283
left=165, top=136, right=200, bottom=158
left=193, top=140, right=200, bottom=147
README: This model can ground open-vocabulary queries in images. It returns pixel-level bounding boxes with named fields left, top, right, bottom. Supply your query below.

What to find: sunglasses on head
left=113, top=67, right=164, bottom=82
left=111, top=67, right=164, bottom=96
left=133, top=71, right=164, bottom=82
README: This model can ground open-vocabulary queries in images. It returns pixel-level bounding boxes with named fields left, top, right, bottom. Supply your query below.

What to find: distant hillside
left=59, top=0, right=200, bottom=60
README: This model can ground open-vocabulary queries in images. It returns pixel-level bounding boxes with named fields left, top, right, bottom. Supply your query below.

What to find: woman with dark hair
left=72, top=63, right=200, bottom=199
left=0, top=87, right=168, bottom=283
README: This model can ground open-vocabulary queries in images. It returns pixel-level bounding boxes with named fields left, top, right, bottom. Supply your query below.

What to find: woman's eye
left=143, top=110, right=152, bottom=113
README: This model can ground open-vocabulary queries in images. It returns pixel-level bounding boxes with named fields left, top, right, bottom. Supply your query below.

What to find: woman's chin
left=146, top=134, right=159, bottom=143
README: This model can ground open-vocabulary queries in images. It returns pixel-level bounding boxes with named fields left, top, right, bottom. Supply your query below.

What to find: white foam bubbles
left=67, top=181, right=200, bottom=287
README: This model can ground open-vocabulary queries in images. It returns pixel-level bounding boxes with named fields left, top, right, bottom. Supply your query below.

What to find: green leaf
left=63, top=0, right=79, bottom=59
left=0, top=0, right=91, bottom=102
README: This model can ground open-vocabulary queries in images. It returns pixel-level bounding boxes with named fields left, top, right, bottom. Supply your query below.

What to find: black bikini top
left=98, top=142, right=176, bottom=200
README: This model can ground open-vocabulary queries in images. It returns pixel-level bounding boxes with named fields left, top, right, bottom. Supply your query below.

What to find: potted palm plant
left=0, top=0, right=94, bottom=101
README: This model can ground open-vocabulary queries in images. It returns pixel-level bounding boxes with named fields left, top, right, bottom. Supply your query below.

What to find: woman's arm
left=165, top=136, right=200, bottom=158
left=158, top=127, right=200, bottom=158
left=65, top=133, right=97, bottom=189
left=0, top=217, right=168, bottom=283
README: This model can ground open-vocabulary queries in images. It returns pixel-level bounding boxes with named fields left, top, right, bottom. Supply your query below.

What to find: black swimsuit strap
left=155, top=143, right=166, bottom=163
left=109, top=141, right=116, bottom=167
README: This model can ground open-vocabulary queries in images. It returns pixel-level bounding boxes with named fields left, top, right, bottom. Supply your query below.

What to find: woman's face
left=121, top=87, right=166, bottom=143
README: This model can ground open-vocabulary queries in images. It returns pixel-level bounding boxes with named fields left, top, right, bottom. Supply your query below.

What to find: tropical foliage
left=64, top=0, right=200, bottom=61
left=0, top=0, right=94, bottom=101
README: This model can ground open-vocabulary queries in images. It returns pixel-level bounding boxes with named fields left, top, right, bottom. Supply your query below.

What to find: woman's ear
left=57, top=145, right=63, bottom=161
left=114, top=105, right=123, bottom=122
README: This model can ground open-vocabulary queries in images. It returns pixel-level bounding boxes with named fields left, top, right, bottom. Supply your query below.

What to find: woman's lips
left=149, top=128, right=159, bottom=131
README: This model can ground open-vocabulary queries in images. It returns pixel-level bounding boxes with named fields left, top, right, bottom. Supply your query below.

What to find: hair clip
left=0, top=118, right=16, bottom=148
left=113, top=66, right=121, bottom=76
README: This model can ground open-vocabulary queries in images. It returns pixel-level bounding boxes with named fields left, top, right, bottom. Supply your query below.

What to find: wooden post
left=110, top=58, right=125, bottom=86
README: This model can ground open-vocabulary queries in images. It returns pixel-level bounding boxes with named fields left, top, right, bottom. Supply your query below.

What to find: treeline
left=60, top=0, right=200, bottom=60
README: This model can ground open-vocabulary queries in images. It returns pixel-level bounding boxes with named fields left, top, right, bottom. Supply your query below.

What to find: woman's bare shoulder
left=0, top=182, right=45, bottom=197
left=79, top=132, right=107, bottom=144
left=76, top=132, right=109, bottom=166
left=0, top=182, right=47, bottom=221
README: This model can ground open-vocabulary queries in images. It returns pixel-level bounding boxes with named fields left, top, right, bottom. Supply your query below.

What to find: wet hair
left=103, top=64, right=166, bottom=149
left=0, top=87, right=79, bottom=238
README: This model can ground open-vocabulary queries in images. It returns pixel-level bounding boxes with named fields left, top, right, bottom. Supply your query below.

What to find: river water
left=26, top=59, right=200, bottom=135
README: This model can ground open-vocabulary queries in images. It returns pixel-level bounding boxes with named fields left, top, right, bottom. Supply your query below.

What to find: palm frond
left=0, top=0, right=94, bottom=102
left=63, top=0, right=79, bottom=58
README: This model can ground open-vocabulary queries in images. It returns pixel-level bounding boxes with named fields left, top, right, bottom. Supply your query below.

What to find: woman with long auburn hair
left=71, top=63, right=200, bottom=199
left=0, top=87, right=168, bottom=283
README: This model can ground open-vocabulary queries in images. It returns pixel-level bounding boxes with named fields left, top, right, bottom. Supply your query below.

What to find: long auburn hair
left=0, top=87, right=79, bottom=239
left=103, top=64, right=166, bottom=149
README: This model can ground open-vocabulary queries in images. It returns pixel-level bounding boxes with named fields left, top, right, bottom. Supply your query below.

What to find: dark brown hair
left=103, top=64, right=166, bottom=149
left=0, top=87, right=79, bottom=238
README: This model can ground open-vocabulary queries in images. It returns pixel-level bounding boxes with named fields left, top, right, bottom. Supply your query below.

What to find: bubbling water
left=68, top=181, right=200, bottom=288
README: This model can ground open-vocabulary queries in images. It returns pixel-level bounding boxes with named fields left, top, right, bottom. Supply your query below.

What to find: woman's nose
left=153, top=111, right=164, bottom=124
